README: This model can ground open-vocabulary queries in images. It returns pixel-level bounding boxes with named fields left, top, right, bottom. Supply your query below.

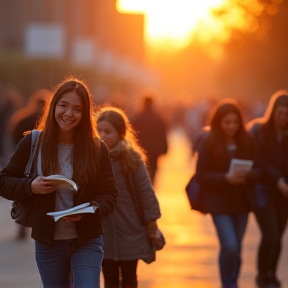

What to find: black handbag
left=125, top=173, right=166, bottom=251
left=185, top=175, right=205, bottom=213
left=10, top=130, right=41, bottom=227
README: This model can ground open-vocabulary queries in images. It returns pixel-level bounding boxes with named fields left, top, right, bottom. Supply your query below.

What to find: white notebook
left=47, top=202, right=97, bottom=222
left=43, top=175, right=78, bottom=191
left=228, top=159, right=254, bottom=174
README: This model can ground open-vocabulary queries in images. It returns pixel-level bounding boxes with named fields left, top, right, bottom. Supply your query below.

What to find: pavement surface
left=0, top=128, right=288, bottom=288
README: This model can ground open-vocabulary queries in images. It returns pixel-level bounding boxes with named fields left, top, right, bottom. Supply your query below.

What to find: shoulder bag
left=10, top=130, right=41, bottom=227
left=185, top=175, right=205, bottom=213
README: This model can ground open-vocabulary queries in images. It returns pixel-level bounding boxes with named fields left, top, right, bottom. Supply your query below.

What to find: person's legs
left=212, top=214, right=248, bottom=288
left=71, top=236, right=103, bottom=288
left=102, top=259, right=120, bottom=288
left=16, top=225, right=27, bottom=240
left=232, top=214, right=249, bottom=284
left=147, top=156, right=158, bottom=184
left=254, top=204, right=278, bottom=286
left=35, top=240, right=71, bottom=288
left=120, top=260, right=138, bottom=288
left=270, top=196, right=288, bottom=285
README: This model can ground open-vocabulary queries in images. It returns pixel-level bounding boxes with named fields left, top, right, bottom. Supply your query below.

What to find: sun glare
left=117, top=0, right=270, bottom=54
left=117, top=0, right=226, bottom=49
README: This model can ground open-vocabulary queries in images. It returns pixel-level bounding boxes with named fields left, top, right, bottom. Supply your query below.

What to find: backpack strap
left=24, top=130, right=41, bottom=177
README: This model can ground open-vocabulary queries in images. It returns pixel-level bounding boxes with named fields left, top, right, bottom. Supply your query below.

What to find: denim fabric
left=254, top=184, right=268, bottom=208
left=35, top=236, right=103, bottom=288
left=212, top=214, right=248, bottom=288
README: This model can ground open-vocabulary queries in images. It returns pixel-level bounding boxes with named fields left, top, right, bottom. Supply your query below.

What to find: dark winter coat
left=249, top=122, right=288, bottom=205
left=103, top=157, right=161, bottom=263
left=196, top=134, right=259, bottom=214
left=0, top=133, right=118, bottom=246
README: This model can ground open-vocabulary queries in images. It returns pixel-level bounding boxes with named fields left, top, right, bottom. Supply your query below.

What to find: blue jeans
left=212, top=214, right=248, bottom=288
left=35, top=236, right=103, bottom=288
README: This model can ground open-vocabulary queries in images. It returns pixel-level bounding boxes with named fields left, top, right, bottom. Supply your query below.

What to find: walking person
left=96, top=107, right=162, bottom=288
left=195, top=99, right=259, bottom=288
left=0, top=78, right=118, bottom=288
left=132, top=92, right=168, bottom=183
left=7, top=89, right=50, bottom=240
left=248, top=91, right=288, bottom=288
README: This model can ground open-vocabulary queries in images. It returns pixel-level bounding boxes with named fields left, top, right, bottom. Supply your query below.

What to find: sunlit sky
left=117, top=0, right=267, bottom=52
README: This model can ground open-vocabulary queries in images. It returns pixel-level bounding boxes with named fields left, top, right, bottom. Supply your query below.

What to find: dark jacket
left=132, top=109, right=167, bottom=159
left=249, top=122, right=288, bottom=187
left=249, top=122, right=288, bottom=205
left=0, top=133, right=118, bottom=246
left=196, top=133, right=259, bottom=214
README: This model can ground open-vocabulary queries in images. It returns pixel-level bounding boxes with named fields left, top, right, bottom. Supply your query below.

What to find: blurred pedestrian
left=196, top=99, right=259, bottom=288
left=132, top=92, right=168, bottom=184
left=183, top=100, right=212, bottom=155
left=7, top=89, right=50, bottom=240
left=0, top=83, right=24, bottom=167
left=0, top=78, right=118, bottom=288
left=248, top=91, right=288, bottom=288
left=97, top=107, right=162, bottom=288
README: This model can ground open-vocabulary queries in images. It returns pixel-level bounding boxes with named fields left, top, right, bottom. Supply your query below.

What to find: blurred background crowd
left=0, top=0, right=288, bottom=287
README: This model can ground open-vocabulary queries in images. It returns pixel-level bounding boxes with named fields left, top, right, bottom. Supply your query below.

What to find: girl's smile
left=55, top=91, right=83, bottom=135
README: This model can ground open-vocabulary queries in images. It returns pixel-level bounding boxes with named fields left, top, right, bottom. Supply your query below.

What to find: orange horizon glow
left=117, top=0, right=267, bottom=54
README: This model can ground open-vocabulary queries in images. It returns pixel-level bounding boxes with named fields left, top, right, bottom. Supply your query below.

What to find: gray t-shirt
left=37, top=144, right=77, bottom=240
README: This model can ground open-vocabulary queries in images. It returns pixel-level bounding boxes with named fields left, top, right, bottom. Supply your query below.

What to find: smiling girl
left=0, top=78, right=118, bottom=288
left=195, top=99, right=259, bottom=288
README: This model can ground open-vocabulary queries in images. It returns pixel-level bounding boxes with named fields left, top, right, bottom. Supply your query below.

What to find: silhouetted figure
left=132, top=94, right=168, bottom=183
left=248, top=91, right=288, bottom=288
left=0, top=84, right=24, bottom=167
left=7, top=89, right=50, bottom=240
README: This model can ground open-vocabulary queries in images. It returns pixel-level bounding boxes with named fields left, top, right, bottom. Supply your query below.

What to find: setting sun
left=117, top=0, right=226, bottom=49
left=117, top=0, right=267, bottom=51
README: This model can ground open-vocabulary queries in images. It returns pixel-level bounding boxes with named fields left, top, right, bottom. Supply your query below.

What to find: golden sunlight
left=117, top=0, right=266, bottom=52
left=117, top=0, right=226, bottom=49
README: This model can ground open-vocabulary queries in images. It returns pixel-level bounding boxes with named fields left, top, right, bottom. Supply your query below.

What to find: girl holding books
left=248, top=91, right=288, bottom=288
left=195, top=99, right=259, bottom=288
left=96, top=107, right=161, bottom=288
left=0, top=78, right=118, bottom=288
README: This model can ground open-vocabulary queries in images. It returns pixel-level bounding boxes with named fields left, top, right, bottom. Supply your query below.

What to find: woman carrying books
left=195, top=99, right=259, bottom=288
left=96, top=107, right=161, bottom=288
left=0, top=78, right=118, bottom=288
left=248, top=91, right=288, bottom=288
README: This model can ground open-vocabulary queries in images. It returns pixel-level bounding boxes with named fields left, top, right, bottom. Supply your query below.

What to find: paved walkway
left=0, top=129, right=287, bottom=287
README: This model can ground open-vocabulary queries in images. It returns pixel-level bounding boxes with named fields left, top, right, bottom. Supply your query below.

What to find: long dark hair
left=37, top=77, right=100, bottom=186
left=206, top=99, right=253, bottom=157
left=248, top=90, right=288, bottom=133
left=97, top=107, right=146, bottom=174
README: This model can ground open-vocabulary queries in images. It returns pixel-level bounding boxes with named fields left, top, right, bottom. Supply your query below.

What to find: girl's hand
left=63, top=215, right=82, bottom=222
left=225, top=172, right=246, bottom=185
left=277, top=178, right=288, bottom=198
left=31, top=176, right=57, bottom=194
left=147, top=220, right=158, bottom=239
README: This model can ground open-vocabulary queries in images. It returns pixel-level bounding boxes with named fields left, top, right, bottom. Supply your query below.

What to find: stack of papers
left=228, top=159, right=254, bottom=174
left=43, top=175, right=78, bottom=191
left=47, top=202, right=97, bottom=222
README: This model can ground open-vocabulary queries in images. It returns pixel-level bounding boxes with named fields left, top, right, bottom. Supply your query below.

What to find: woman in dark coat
left=196, top=99, right=259, bottom=288
left=248, top=91, right=288, bottom=288
left=0, top=78, right=118, bottom=288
